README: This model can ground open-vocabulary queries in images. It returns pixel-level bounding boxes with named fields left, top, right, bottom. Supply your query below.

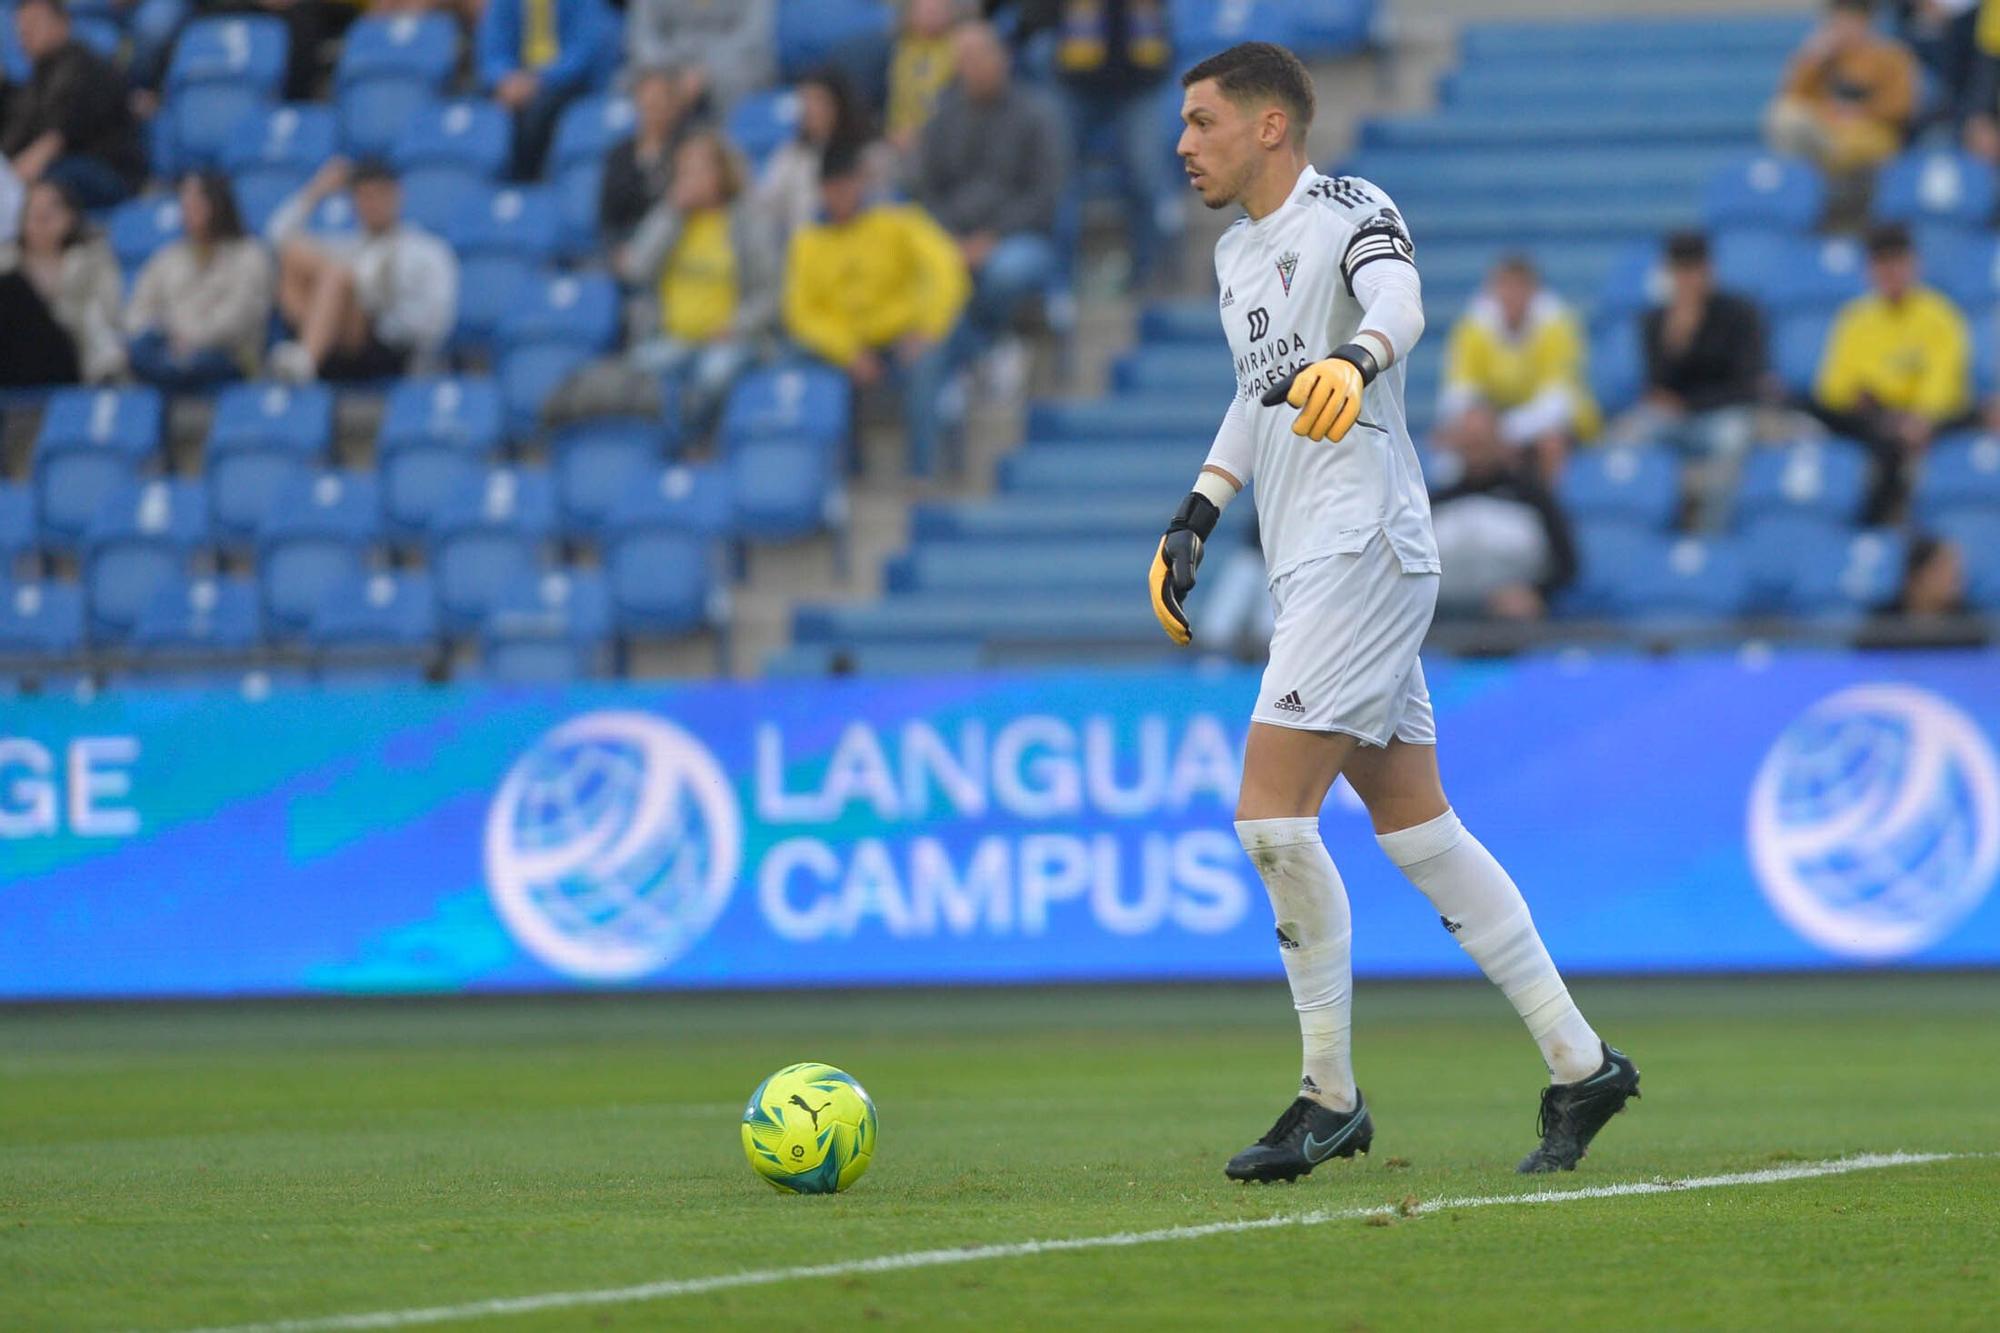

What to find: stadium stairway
left=771, top=11, right=1816, bottom=676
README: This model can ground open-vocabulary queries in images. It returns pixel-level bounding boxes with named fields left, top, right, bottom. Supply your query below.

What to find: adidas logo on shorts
left=1273, top=690, right=1306, bottom=713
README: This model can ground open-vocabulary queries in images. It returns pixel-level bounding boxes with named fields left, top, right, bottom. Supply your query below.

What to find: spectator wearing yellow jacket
left=784, top=139, right=971, bottom=475
left=1438, top=255, right=1599, bottom=480
left=1811, top=223, right=1973, bottom=522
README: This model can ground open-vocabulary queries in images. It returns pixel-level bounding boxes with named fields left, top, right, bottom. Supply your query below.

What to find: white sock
left=1235, top=817, right=1357, bottom=1111
left=1376, top=809, right=1603, bottom=1084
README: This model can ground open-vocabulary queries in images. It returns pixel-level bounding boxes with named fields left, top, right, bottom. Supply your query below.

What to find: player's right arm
left=1150, top=400, right=1253, bottom=646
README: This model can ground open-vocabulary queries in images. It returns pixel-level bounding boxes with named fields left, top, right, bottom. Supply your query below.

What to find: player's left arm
left=1263, top=208, right=1426, bottom=441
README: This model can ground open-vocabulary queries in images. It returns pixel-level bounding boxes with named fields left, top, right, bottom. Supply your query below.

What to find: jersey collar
left=1246, top=165, right=1321, bottom=229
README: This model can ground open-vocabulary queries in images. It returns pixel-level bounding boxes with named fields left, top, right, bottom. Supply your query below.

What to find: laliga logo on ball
left=485, top=712, right=742, bottom=981
left=1748, top=684, right=2000, bottom=961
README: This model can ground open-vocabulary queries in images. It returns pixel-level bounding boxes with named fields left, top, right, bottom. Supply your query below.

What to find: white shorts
left=1253, top=534, right=1439, bottom=747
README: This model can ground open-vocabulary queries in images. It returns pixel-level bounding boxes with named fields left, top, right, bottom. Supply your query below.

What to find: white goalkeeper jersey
left=1204, top=168, right=1440, bottom=584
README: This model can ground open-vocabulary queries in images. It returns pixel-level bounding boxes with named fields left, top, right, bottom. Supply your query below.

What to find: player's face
left=1178, top=80, right=1259, bottom=210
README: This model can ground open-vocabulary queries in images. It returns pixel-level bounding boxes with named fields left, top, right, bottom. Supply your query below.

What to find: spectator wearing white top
left=267, top=158, right=459, bottom=383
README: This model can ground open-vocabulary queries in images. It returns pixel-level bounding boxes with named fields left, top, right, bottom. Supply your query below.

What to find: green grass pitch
left=4, top=974, right=1997, bottom=1330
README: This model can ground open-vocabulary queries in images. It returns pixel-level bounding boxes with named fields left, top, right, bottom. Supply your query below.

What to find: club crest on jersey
left=1275, top=252, right=1300, bottom=296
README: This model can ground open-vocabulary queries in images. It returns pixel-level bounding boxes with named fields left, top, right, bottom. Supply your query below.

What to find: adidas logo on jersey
left=1220, top=286, right=1235, bottom=309
left=1273, top=690, right=1306, bottom=713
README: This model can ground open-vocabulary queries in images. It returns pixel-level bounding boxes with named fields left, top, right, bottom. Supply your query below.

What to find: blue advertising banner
left=2, top=649, right=1998, bottom=998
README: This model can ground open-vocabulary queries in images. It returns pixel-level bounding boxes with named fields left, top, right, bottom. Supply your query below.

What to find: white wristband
left=1192, top=469, right=1240, bottom=511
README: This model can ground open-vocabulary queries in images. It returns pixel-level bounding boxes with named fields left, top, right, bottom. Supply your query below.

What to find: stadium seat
left=1744, top=516, right=1905, bottom=616
left=548, top=94, right=633, bottom=178
left=719, top=365, right=854, bottom=449
left=167, top=83, right=270, bottom=172
left=429, top=468, right=557, bottom=630
left=1, top=482, right=35, bottom=568
left=168, top=15, right=288, bottom=93
left=83, top=479, right=209, bottom=641
left=258, top=471, right=381, bottom=635
left=381, top=447, right=486, bottom=540
left=1771, top=311, right=1834, bottom=398
left=1734, top=439, right=1871, bottom=525
left=607, top=528, right=722, bottom=637
left=496, top=342, right=593, bottom=439
left=604, top=463, right=736, bottom=542
left=1172, top=0, right=1300, bottom=62
left=209, top=451, right=313, bottom=546
left=1701, top=154, right=1823, bottom=233
left=447, top=185, right=562, bottom=263
left=107, top=196, right=186, bottom=273
left=728, top=89, right=802, bottom=169
left=480, top=567, right=613, bottom=681
left=130, top=574, right=262, bottom=656
left=1706, top=230, right=1790, bottom=310
left=1026, top=397, right=1219, bottom=442
left=553, top=157, right=606, bottom=258
left=0, top=580, right=86, bottom=659
left=1589, top=319, right=1645, bottom=417
left=1932, top=509, right=2000, bottom=609
left=310, top=569, right=439, bottom=662
left=337, top=80, right=440, bottom=161
left=728, top=438, right=844, bottom=543
left=222, top=103, right=339, bottom=230
left=333, top=13, right=458, bottom=88
left=378, top=377, right=505, bottom=455
left=208, top=382, right=335, bottom=457
left=1921, top=229, right=2000, bottom=318
left=1592, top=240, right=1665, bottom=330
left=1111, top=346, right=1238, bottom=397
left=1763, top=235, right=1868, bottom=315
left=1138, top=301, right=1224, bottom=345
left=1875, top=149, right=1999, bottom=230
left=495, top=270, right=619, bottom=352
left=1623, top=535, right=1753, bottom=620
left=33, top=388, right=166, bottom=550
left=551, top=419, right=674, bottom=533
left=775, top=0, right=895, bottom=80
left=453, top=253, right=534, bottom=348
left=1913, top=431, right=2000, bottom=526
left=1557, top=443, right=1680, bottom=530
left=395, top=101, right=512, bottom=182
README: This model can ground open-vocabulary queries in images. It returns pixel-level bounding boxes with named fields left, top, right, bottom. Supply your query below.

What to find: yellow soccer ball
left=740, top=1062, right=878, bottom=1194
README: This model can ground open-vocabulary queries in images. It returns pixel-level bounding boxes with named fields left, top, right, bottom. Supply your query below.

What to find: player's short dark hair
left=820, top=136, right=865, bottom=183
left=1180, top=42, right=1316, bottom=143
left=1865, top=221, right=1913, bottom=257
left=1493, top=252, right=1538, bottom=281
left=350, top=158, right=398, bottom=186
left=1664, top=230, right=1710, bottom=265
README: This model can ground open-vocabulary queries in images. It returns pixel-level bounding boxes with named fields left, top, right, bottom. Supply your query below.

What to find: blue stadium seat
left=107, top=196, right=186, bottom=273
left=337, top=80, right=440, bottom=160
left=497, top=342, right=593, bottom=439
left=604, top=463, right=736, bottom=542
left=1771, top=311, right=1834, bottom=398
left=1172, top=0, right=1299, bottom=62
left=1589, top=319, right=1644, bottom=417
left=83, top=479, right=209, bottom=641
left=1138, top=302, right=1223, bottom=345
left=729, top=438, right=843, bottom=542
left=1618, top=535, right=1752, bottom=620
left=1026, top=397, right=1219, bottom=441
left=553, top=158, right=605, bottom=257
left=1, top=482, right=35, bottom=567
left=1932, top=509, right=2000, bottom=609
left=1288, top=0, right=1377, bottom=57
left=33, top=388, right=166, bottom=549
left=168, top=15, right=288, bottom=93
left=310, top=569, right=439, bottom=660
left=1914, top=431, right=2000, bottom=526
left=1763, top=235, right=1868, bottom=315
left=551, top=419, right=674, bottom=532
left=719, top=365, right=853, bottom=449
left=382, top=447, right=486, bottom=540
left=548, top=95, right=633, bottom=178
left=1735, top=438, right=1871, bottom=525
left=727, top=89, right=801, bottom=168
left=1592, top=240, right=1665, bottom=330
left=1919, top=229, right=2000, bottom=318
left=221, top=103, right=338, bottom=230
left=209, top=451, right=313, bottom=546
left=1876, top=149, right=1999, bottom=230
left=167, top=84, right=270, bottom=172
left=453, top=253, right=535, bottom=348
left=775, top=0, right=895, bottom=81
left=0, top=10, right=28, bottom=82
left=1744, top=517, right=1905, bottom=616
left=334, top=12, right=458, bottom=88
left=495, top=269, right=619, bottom=352
left=1111, top=346, right=1238, bottom=396
left=395, top=100, right=511, bottom=180
left=258, top=471, right=381, bottom=635
left=1558, top=443, right=1680, bottom=529
left=379, top=378, right=505, bottom=455
left=1701, top=154, right=1823, bottom=233
left=480, top=567, right=613, bottom=680
left=447, top=184, right=562, bottom=263
left=130, top=574, right=262, bottom=656
left=429, top=468, right=557, bottom=629
left=607, top=529, right=721, bottom=636
left=0, top=580, right=86, bottom=659
left=208, top=382, right=335, bottom=456
left=394, top=170, right=466, bottom=236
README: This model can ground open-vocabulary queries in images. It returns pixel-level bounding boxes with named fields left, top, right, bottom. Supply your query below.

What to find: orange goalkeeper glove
left=1149, top=490, right=1220, bottom=646
left=1260, top=342, right=1381, bottom=442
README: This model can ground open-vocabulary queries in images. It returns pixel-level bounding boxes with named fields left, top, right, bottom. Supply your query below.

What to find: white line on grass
left=179, top=1151, right=1958, bottom=1333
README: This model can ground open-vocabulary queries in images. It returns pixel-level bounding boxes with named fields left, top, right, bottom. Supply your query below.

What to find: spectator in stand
left=0, top=179, right=122, bottom=385
left=756, top=68, right=896, bottom=248
left=205, top=0, right=358, bottom=102
left=1811, top=222, right=1971, bottom=522
left=1002, top=0, right=1177, bottom=288
left=267, top=159, right=459, bottom=383
left=615, top=131, right=779, bottom=435
left=1430, top=425, right=1578, bottom=624
left=626, top=0, right=776, bottom=114
left=1438, top=254, right=1599, bottom=481
left=1, top=0, right=145, bottom=209
left=784, top=139, right=971, bottom=475
left=887, top=0, right=965, bottom=154
left=124, top=173, right=272, bottom=389
left=912, top=23, right=1064, bottom=355
left=1855, top=534, right=1990, bottom=648
left=1766, top=0, right=1917, bottom=179
left=599, top=65, right=696, bottom=248
left=477, top=0, right=617, bottom=180
left=1958, top=0, right=2000, bottom=158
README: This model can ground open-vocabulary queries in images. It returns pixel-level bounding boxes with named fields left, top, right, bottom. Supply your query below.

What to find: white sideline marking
left=180, top=1152, right=1957, bottom=1333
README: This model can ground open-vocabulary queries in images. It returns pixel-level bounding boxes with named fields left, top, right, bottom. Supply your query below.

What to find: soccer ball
left=740, top=1062, right=878, bottom=1194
